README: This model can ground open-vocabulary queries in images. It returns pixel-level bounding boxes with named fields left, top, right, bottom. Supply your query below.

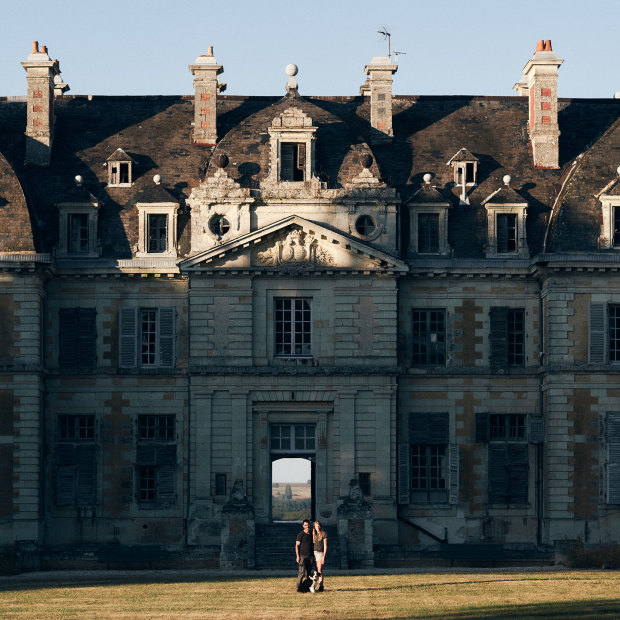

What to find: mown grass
left=1, top=570, right=619, bottom=619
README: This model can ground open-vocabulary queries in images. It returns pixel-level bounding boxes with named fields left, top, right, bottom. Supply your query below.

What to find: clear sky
left=2, top=0, right=618, bottom=99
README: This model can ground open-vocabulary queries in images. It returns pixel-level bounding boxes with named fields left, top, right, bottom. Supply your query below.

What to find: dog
left=309, top=570, right=320, bottom=594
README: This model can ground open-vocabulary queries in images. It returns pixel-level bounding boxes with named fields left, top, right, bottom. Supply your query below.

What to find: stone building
left=0, top=40, right=619, bottom=570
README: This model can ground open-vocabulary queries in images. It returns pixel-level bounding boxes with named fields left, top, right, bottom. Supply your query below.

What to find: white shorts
left=314, top=551, right=324, bottom=563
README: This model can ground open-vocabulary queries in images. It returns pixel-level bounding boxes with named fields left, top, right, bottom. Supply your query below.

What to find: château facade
left=0, top=39, right=619, bottom=570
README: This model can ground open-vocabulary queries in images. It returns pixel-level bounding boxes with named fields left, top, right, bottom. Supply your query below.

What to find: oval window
left=355, top=215, right=376, bottom=237
left=209, top=215, right=231, bottom=237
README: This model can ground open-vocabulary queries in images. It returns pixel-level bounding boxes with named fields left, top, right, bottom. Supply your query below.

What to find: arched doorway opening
left=271, top=457, right=315, bottom=522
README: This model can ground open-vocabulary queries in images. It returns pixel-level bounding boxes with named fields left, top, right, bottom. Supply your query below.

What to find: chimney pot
left=32, top=41, right=39, bottom=54
left=41, top=45, right=47, bottom=54
left=545, top=40, right=552, bottom=51
left=535, top=40, right=544, bottom=52
left=207, top=46, right=213, bottom=57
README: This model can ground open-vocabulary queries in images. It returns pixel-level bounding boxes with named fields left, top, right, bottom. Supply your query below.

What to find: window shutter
left=158, top=308, right=175, bottom=368
left=409, top=412, right=429, bottom=443
left=157, top=465, right=176, bottom=502
left=296, top=143, right=306, bottom=171
left=119, top=307, right=137, bottom=368
left=56, top=444, right=76, bottom=506
left=490, top=307, right=509, bottom=368
left=137, top=444, right=157, bottom=466
left=589, top=302, right=606, bottom=364
left=397, top=442, right=410, bottom=504
left=78, top=308, right=97, bottom=369
left=476, top=412, right=490, bottom=443
left=528, top=415, right=545, bottom=444
left=448, top=443, right=459, bottom=505
left=488, top=445, right=509, bottom=504
left=76, top=444, right=96, bottom=505
left=429, top=413, right=449, bottom=444
left=155, top=444, right=177, bottom=466
left=508, top=444, right=529, bottom=504
left=281, top=143, right=294, bottom=181
left=606, top=412, right=620, bottom=504
left=59, top=308, right=79, bottom=368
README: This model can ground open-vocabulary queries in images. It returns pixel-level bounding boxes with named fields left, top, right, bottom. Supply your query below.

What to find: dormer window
left=267, top=108, right=317, bottom=185
left=56, top=179, right=100, bottom=258
left=136, top=203, right=179, bottom=258
left=68, top=213, right=89, bottom=254
left=107, top=148, right=134, bottom=187
left=598, top=190, right=620, bottom=250
left=447, top=148, right=479, bottom=187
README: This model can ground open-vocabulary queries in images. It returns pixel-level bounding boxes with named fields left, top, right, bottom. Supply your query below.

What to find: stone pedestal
left=220, top=480, right=255, bottom=569
left=337, top=478, right=374, bottom=569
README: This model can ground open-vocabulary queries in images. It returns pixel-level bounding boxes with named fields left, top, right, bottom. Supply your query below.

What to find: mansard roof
left=0, top=91, right=618, bottom=260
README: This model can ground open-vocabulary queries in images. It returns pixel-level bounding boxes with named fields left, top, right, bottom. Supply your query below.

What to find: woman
left=312, top=520, right=327, bottom=592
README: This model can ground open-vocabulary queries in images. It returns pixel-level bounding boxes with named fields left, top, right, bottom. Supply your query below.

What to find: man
left=295, top=519, right=313, bottom=592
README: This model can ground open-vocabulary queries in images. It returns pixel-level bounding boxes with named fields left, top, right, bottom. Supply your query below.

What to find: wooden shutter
left=508, top=444, right=529, bottom=504
left=489, top=307, right=509, bottom=368
left=136, top=444, right=157, bottom=466
left=78, top=308, right=97, bottom=369
left=296, top=143, right=306, bottom=175
left=528, top=415, right=545, bottom=444
left=606, top=412, right=620, bottom=504
left=410, top=412, right=448, bottom=444
left=448, top=443, right=459, bottom=505
left=158, top=308, right=175, bottom=368
left=75, top=444, right=96, bottom=505
left=476, top=412, right=490, bottom=443
left=59, top=309, right=79, bottom=368
left=281, top=143, right=294, bottom=181
left=119, top=307, right=137, bottom=368
left=589, top=302, right=606, bottom=364
left=489, top=444, right=528, bottom=504
left=397, top=443, right=410, bottom=504
left=56, top=443, right=76, bottom=506
left=488, top=445, right=508, bottom=504
left=157, top=466, right=176, bottom=502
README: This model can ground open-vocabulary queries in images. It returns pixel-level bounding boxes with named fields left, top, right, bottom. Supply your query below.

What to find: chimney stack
left=189, top=47, right=226, bottom=145
left=21, top=41, right=61, bottom=166
left=522, top=40, right=563, bottom=169
left=362, top=56, right=398, bottom=143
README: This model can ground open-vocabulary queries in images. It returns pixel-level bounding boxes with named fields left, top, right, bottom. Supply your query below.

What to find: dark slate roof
left=107, top=147, right=134, bottom=162
left=447, top=147, right=479, bottom=163
left=0, top=148, right=35, bottom=252
left=407, top=183, right=449, bottom=203
left=0, top=92, right=618, bottom=259
left=482, top=184, right=528, bottom=205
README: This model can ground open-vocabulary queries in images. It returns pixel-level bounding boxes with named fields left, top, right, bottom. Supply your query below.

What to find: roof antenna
left=378, top=26, right=391, bottom=58
left=393, top=50, right=407, bottom=60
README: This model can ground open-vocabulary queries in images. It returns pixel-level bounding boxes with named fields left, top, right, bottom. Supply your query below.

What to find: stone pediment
left=179, top=215, right=408, bottom=273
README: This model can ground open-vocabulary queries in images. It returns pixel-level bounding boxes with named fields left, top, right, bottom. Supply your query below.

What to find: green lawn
left=1, top=570, right=619, bottom=619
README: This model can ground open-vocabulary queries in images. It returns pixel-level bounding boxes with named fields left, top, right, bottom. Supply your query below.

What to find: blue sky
left=2, top=0, right=618, bottom=98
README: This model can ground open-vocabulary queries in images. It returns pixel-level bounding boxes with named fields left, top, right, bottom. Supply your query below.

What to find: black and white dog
left=309, top=570, right=320, bottom=594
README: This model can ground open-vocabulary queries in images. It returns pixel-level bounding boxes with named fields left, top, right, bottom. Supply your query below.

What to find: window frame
left=119, top=306, right=175, bottom=369
left=489, top=307, right=525, bottom=368
left=56, top=203, right=99, bottom=258
left=136, top=203, right=179, bottom=258
left=598, top=195, right=620, bottom=250
left=59, top=307, right=97, bottom=371
left=270, top=423, right=316, bottom=454
left=484, top=203, right=529, bottom=258
left=411, top=308, right=446, bottom=367
left=136, top=420, right=177, bottom=506
left=274, top=297, right=312, bottom=359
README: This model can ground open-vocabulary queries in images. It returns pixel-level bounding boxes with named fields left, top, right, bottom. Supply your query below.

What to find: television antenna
left=378, top=27, right=391, bottom=58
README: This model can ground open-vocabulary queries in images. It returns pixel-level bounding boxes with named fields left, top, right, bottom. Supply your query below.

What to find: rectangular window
left=110, top=162, right=131, bottom=185
left=497, top=213, right=517, bottom=253
left=274, top=298, right=312, bottom=357
left=148, top=214, right=168, bottom=253
left=215, top=473, right=227, bottom=496
left=280, top=143, right=306, bottom=181
left=490, top=307, right=525, bottom=367
left=56, top=414, right=96, bottom=507
left=412, top=309, right=446, bottom=366
left=119, top=307, right=175, bottom=369
left=614, top=207, right=620, bottom=247
left=605, top=412, right=620, bottom=504
left=489, top=414, right=526, bottom=440
left=138, top=415, right=175, bottom=440
left=270, top=424, right=315, bottom=453
left=417, top=213, right=439, bottom=253
left=136, top=444, right=176, bottom=505
left=59, top=308, right=97, bottom=370
left=609, top=305, right=620, bottom=362
left=68, top=213, right=89, bottom=254
left=410, top=444, right=447, bottom=503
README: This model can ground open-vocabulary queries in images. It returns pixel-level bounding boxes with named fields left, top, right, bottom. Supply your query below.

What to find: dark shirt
left=296, top=531, right=313, bottom=556
left=314, top=535, right=326, bottom=552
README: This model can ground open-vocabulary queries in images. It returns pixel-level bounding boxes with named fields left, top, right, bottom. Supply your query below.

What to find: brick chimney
left=522, top=40, right=563, bottom=169
left=362, top=56, right=398, bottom=143
left=189, top=46, right=226, bottom=145
left=21, top=41, right=60, bottom=166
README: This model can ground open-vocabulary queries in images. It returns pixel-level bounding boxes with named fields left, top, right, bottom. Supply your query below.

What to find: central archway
left=271, top=457, right=315, bottom=522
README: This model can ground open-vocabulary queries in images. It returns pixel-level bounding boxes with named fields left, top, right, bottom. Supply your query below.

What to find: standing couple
left=295, top=519, right=327, bottom=593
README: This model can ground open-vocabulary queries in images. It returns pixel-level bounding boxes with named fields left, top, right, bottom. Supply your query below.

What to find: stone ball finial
left=213, top=153, right=229, bottom=169
left=503, top=174, right=512, bottom=186
left=285, top=64, right=298, bottom=77
left=74, top=175, right=83, bottom=186
left=423, top=173, right=432, bottom=184
left=617, top=165, right=620, bottom=176
left=360, top=154, right=373, bottom=169
left=153, top=174, right=161, bottom=185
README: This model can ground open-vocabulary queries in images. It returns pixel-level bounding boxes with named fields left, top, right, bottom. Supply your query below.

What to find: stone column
left=220, top=480, right=255, bottom=569
left=231, top=390, right=249, bottom=483
left=338, top=391, right=356, bottom=498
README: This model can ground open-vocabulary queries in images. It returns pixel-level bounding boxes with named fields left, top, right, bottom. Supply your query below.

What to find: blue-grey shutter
left=157, top=466, right=176, bottom=502
left=448, top=443, right=459, bottom=505
left=78, top=308, right=97, bottom=369
left=488, top=444, right=528, bottom=505
left=589, top=303, right=606, bottom=364
left=508, top=444, right=529, bottom=504
left=119, top=307, right=137, bottom=368
left=59, top=309, right=79, bottom=368
left=476, top=412, right=490, bottom=443
left=490, top=307, right=509, bottom=368
left=606, top=412, right=620, bottom=504
left=76, top=444, right=96, bottom=505
left=410, top=413, right=430, bottom=443
left=410, top=412, right=448, bottom=444
left=158, top=308, right=175, bottom=367
left=136, top=444, right=157, bottom=466
left=528, top=415, right=545, bottom=444
left=56, top=444, right=76, bottom=506
left=397, top=443, right=410, bottom=504
left=488, top=445, right=508, bottom=504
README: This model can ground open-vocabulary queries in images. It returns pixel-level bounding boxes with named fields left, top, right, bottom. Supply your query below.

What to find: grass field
left=1, top=569, right=619, bottom=619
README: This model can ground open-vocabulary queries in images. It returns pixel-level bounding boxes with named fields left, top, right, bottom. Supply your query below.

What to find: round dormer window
left=355, top=215, right=376, bottom=237
left=209, top=215, right=230, bottom=237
